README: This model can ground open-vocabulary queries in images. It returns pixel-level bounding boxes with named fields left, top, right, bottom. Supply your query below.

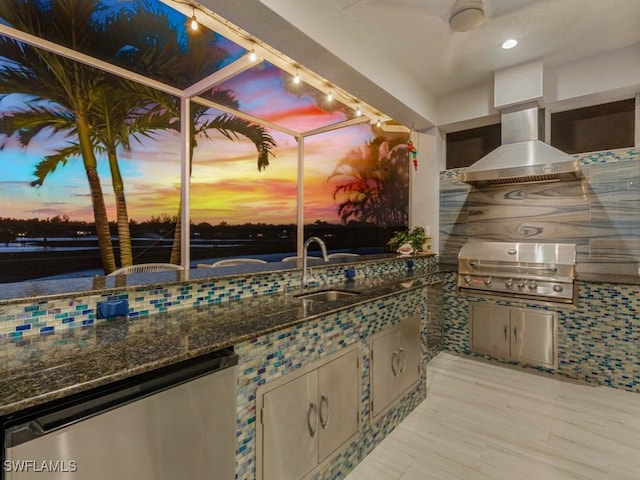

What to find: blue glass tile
left=16, top=324, right=31, bottom=331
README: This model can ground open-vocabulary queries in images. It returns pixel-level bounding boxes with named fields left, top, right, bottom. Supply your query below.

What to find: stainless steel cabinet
left=261, top=371, right=318, bottom=480
left=257, top=344, right=360, bottom=480
left=370, top=316, right=421, bottom=420
left=470, top=303, right=556, bottom=368
left=469, top=304, right=511, bottom=358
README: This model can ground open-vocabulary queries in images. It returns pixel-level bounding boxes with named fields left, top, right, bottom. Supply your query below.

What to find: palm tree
left=117, top=23, right=277, bottom=265
left=329, top=135, right=410, bottom=226
left=0, top=0, right=118, bottom=273
left=87, top=84, right=173, bottom=267
left=0, top=0, right=277, bottom=271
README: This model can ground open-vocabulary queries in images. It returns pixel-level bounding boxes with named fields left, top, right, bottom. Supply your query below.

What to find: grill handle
left=469, top=262, right=558, bottom=273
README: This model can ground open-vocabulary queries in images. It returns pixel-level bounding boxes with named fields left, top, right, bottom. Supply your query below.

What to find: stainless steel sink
left=293, top=289, right=360, bottom=302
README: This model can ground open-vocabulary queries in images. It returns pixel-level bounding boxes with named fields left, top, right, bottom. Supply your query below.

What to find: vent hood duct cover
left=460, top=104, right=582, bottom=187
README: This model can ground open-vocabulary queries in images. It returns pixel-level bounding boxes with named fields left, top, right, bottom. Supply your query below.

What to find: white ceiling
left=202, top=0, right=640, bottom=130
left=325, top=0, right=640, bottom=96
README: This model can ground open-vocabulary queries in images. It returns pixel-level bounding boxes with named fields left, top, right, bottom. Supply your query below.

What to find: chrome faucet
left=302, top=236, right=329, bottom=288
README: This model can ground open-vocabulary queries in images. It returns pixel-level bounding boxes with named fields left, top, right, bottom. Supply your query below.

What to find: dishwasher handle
left=4, top=348, right=238, bottom=447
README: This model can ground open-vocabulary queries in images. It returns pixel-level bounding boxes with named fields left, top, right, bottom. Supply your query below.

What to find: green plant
left=387, top=226, right=426, bottom=252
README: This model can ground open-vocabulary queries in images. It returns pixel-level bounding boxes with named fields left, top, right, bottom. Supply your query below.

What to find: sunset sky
left=0, top=2, right=390, bottom=227
left=0, top=66, right=376, bottom=225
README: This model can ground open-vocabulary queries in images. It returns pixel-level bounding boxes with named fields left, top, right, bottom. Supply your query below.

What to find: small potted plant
left=387, top=226, right=426, bottom=254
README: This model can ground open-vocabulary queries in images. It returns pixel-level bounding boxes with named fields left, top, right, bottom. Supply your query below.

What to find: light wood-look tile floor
left=346, top=352, right=640, bottom=480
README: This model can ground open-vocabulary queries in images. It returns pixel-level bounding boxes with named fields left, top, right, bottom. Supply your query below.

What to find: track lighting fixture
left=293, top=69, right=301, bottom=84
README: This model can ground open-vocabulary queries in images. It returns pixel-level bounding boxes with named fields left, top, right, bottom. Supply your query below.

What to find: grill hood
left=460, top=103, right=582, bottom=187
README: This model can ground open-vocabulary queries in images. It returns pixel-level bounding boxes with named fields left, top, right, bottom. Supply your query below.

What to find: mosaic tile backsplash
left=0, top=256, right=436, bottom=339
left=440, top=272, right=640, bottom=393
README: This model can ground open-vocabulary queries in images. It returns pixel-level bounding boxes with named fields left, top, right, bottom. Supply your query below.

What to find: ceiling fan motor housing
left=449, top=0, right=485, bottom=32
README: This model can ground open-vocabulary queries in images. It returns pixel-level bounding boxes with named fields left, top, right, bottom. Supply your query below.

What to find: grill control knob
left=505, top=278, right=514, bottom=287
left=528, top=281, right=537, bottom=290
left=483, top=276, right=492, bottom=286
left=553, top=284, right=563, bottom=292
left=464, top=275, right=472, bottom=284
left=517, top=280, right=525, bottom=289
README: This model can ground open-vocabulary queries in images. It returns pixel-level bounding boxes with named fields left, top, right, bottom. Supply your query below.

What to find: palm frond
left=203, top=113, right=277, bottom=170
left=31, top=145, right=81, bottom=186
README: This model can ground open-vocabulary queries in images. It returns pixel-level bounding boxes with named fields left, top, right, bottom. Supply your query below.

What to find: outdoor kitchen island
left=0, top=255, right=440, bottom=480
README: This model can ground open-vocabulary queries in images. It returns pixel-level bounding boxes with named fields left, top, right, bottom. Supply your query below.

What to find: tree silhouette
left=329, top=134, right=409, bottom=226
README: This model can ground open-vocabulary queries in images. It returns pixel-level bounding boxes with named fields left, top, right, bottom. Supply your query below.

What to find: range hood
left=460, top=102, right=583, bottom=187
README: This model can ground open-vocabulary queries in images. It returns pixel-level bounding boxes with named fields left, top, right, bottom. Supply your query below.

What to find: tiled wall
left=439, top=147, right=640, bottom=264
left=425, top=280, right=445, bottom=363
left=560, top=281, right=639, bottom=390
left=440, top=273, right=640, bottom=393
left=0, top=256, right=435, bottom=339
left=234, top=287, right=429, bottom=480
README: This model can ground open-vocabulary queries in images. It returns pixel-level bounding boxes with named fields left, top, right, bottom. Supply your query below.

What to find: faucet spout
left=302, top=236, right=329, bottom=288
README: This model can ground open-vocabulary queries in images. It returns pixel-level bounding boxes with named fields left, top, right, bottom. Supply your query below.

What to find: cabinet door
left=511, top=309, right=555, bottom=366
left=470, top=304, right=510, bottom=358
left=396, top=316, right=421, bottom=396
left=317, top=348, right=359, bottom=462
left=370, top=329, right=399, bottom=419
left=262, top=372, right=319, bottom=480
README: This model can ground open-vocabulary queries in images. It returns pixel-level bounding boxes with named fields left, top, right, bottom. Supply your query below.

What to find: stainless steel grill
left=457, top=241, right=577, bottom=304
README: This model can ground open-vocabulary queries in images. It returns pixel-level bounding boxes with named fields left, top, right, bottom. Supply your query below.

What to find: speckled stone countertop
left=0, top=268, right=441, bottom=417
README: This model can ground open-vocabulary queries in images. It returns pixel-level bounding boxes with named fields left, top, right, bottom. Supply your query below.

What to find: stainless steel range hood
left=460, top=102, right=582, bottom=187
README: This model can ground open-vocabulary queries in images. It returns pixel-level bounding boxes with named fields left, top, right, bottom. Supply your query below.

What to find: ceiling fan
left=448, top=0, right=485, bottom=32
left=338, top=0, right=537, bottom=31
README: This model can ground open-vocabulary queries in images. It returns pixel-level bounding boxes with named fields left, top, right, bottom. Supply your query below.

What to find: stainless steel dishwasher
left=2, top=348, right=238, bottom=480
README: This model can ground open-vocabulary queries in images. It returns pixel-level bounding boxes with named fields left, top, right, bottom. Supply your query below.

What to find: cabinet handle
left=307, top=402, right=318, bottom=437
left=513, top=326, right=518, bottom=343
left=391, top=350, right=399, bottom=377
left=319, top=394, right=330, bottom=429
left=398, top=348, right=407, bottom=374
left=503, top=325, right=508, bottom=341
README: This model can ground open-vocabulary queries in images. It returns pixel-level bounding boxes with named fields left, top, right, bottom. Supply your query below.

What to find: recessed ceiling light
left=502, top=39, right=518, bottom=50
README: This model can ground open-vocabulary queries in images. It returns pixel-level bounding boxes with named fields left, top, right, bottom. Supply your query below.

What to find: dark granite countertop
left=0, top=268, right=442, bottom=417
